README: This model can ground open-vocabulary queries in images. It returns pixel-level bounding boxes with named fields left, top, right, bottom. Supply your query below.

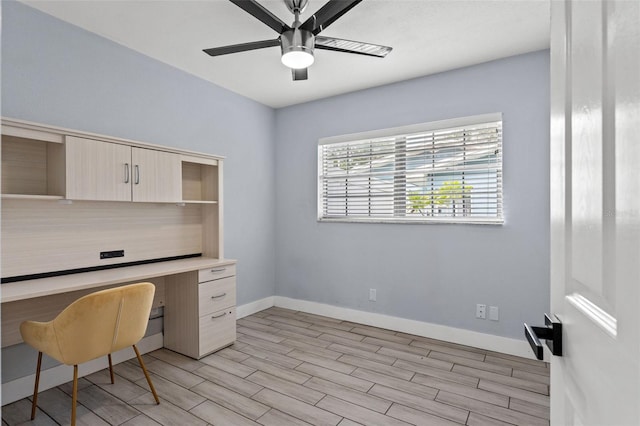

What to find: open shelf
left=181, top=160, right=218, bottom=203
left=1, top=135, right=65, bottom=198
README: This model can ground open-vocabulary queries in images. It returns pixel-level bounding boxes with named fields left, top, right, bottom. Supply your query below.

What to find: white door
left=550, top=0, right=640, bottom=424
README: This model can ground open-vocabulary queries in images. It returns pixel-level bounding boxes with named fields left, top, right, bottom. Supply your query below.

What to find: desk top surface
left=1, top=257, right=236, bottom=303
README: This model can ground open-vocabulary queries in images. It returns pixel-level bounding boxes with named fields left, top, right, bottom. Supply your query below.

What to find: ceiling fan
left=203, top=0, right=392, bottom=81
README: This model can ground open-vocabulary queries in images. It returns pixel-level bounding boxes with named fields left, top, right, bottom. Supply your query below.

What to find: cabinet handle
left=211, top=312, right=227, bottom=319
left=211, top=293, right=227, bottom=299
left=124, top=163, right=130, bottom=183
left=134, top=165, right=140, bottom=184
left=210, top=268, right=226, bottom=273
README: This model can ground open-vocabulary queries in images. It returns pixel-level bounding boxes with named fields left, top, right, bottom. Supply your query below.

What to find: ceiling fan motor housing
left=284, top=0, right=309, bottom=14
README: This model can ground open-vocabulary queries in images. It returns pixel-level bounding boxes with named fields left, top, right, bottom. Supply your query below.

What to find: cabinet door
left=65, top=136, right=132, bottom=201
left=131, top=148, right=181, bottom=202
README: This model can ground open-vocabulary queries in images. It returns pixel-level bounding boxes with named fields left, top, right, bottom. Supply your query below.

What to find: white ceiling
left=21, top=0, right=550, bottom=108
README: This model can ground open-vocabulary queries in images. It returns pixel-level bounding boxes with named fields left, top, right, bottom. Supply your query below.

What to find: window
left=318, top=113, right=503, bottom=224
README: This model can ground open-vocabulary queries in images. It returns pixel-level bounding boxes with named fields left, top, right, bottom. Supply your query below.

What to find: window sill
left=318, top=217, right=504, bottom=225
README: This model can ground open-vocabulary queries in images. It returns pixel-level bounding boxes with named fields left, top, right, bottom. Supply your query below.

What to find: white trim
left=236, top=296, right=275, bottom=319
left=1, top=333, right=163, bottom=406
left=318, top=112, right=503, bottom=145
left=274, top=296, right=537, bottom=360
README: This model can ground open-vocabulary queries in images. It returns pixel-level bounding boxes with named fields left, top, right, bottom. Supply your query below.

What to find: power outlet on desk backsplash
left=100, top=250, right=125, bottom=259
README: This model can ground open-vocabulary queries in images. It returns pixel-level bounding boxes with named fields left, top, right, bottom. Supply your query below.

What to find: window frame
left=317, top=113, right=504, bottom=225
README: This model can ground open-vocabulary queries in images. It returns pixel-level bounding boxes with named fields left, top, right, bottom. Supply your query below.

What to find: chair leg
left=71, top=365, right=78, bottom=426
left=133, top=345, right=159, bottom=404
left=30, top=351, right=43, bottom=420
left=108, top=354, right=115, bottom=384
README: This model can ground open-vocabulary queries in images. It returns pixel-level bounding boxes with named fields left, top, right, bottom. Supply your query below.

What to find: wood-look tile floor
left=2, top=307, right=550, bottom=426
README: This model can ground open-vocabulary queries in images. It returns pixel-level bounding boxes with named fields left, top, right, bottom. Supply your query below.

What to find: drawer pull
left=211, top=293, right=227, bottom=299
left=211, top=312, right=227, bottom=319
left=210, top=268, right=226, bottom=273
left=134, top=164, right=140, bottom=185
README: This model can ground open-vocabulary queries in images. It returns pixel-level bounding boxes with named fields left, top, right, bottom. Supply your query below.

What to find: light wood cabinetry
left=1, top=120, right=218, bottom=205
left=1, top=118, right=235, bottom=360
left=64, top=136, right=182, bottom=202
left=1, top=119, right=225, bottom=275
left=164, top=262, right=237, bottom=359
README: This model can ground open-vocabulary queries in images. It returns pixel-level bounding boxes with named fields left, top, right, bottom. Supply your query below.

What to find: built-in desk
left=1, top=257, right=234, bottom=302
left=1, top=257, right=237, bottom=359
left=1, top=118, right=235, bottom=404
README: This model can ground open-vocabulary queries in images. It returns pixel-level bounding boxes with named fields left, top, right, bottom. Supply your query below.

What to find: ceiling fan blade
left=300, top=0, right=362, bottom=35
left=292, top=68, right=308, bottom=81
left=203, top=39, right=280, bottom=57
left=315, top=36, right=392, bottom=58
left=229, top=0, right=291, bottom=33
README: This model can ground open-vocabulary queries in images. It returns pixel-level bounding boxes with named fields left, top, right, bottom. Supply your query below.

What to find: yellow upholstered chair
left=20, top=282, right=160, bottom=425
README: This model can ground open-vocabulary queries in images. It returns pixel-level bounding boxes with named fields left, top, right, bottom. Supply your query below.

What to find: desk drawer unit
left=164, top=261, right=237, bottom=359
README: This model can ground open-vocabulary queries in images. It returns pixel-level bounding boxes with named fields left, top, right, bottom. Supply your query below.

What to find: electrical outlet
left=369, top=288, right=377, bottom=302
left=476, top=304, right=486, bottom=319
left=489, top=306, right=499, bottom=321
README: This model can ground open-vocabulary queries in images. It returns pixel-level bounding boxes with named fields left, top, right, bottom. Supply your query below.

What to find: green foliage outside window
left=408, top=180, right=473, bottom=216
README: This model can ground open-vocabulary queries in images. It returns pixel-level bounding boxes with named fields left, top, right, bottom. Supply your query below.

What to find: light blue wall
left=274, top=50, right=550, bottom=339
left=1, top=0, right=277, bottom=306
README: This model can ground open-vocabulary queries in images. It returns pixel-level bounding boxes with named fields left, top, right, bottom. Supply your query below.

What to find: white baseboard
left=273, top=296, right=535, bottom=360
left=1, top=333, right=163, bottom=406
left=236, top=296, right=275, bottom=319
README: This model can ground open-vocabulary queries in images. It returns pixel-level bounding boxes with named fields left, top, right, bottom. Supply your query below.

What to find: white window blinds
left=318, top=114, right=503, bottom=224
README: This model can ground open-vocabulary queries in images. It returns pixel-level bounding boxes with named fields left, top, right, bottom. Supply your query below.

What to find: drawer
left=199, top=306, right=236, bottom=357
left=199, top=276, right=236, bottom=315
left=198, top=264, right=236, bottom=282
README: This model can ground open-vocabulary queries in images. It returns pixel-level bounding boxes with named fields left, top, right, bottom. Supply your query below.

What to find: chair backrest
left=51, top=282, right=155, bottom=365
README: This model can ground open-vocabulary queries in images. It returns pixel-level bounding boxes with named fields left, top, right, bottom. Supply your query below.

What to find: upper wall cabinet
left=65, top=136, right=181, bottom=202
left=1, top=119, right=222, bottom=206
left=132, top=147, right=181, bottom=202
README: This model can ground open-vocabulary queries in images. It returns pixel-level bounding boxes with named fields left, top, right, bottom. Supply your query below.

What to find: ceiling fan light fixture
left=281, top=49, right=314, bottom=69
left=281, top=28, right=314, bottom=69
